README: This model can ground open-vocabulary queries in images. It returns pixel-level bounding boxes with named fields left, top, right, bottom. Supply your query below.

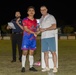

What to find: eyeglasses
left=40, top=9, right=46, bottom=11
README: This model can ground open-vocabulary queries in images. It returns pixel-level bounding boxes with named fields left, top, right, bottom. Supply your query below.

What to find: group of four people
left=7, top=5, right=58, bottom=73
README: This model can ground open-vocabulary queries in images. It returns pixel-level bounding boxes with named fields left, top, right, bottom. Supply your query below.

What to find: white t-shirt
left=39, top=14, right=56, bottom=39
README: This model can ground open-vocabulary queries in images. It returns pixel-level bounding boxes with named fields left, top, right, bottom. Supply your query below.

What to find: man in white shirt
left=39, top=6, right=58, bottom=73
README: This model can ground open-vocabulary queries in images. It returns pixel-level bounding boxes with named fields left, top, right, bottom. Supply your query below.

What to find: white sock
left=29, top=55, right=34, bottom=68
left=22, top=55, right=26, bottom=68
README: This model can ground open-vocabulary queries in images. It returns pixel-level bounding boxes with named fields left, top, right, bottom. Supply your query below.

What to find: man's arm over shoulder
left=16, top=18, right=23, bottom=30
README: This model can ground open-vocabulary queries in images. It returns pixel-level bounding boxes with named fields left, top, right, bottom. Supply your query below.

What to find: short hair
left=15, top=11, right=21, bottom=14
left=27, top=6, right=35, bottom=11
left=40, top=5, right=48, bottom=9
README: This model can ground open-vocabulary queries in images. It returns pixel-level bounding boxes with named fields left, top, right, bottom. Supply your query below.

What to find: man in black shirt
left=7, top=11, right=23, bottom=62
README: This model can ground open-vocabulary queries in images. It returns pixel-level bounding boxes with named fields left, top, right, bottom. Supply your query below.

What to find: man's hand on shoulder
left=16, top=18, right=20, bottom=25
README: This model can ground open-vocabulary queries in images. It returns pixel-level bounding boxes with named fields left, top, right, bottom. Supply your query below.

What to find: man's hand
left=16, top=18, right=20, bottom=25
left=33, top=33, right=37, bottom=37
left=7, top=26, right=12, bottom=29
left=35, top=31, right=41, bottom=35
left=40, top=28, right=46, bottom=32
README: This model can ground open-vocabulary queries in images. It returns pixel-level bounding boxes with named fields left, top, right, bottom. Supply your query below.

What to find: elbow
left=53, top=24, right=56, bottom=29
left=54, top=26, right=56, bottom=29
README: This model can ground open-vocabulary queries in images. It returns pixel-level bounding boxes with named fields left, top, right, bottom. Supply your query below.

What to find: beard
left=15, top=17, right=20, bottom=21
left=16, top=16, right=20, bottom=19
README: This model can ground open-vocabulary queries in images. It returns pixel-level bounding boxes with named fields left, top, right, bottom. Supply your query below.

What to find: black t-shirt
left=11, top=18, right=23, bottom=33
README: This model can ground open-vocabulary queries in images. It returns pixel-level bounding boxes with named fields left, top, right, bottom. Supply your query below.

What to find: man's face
left=27, top=8, right=35, bottom=16
left=15, top=12, right=21, bottom=18
left=40, top=7, right=48, bottom=16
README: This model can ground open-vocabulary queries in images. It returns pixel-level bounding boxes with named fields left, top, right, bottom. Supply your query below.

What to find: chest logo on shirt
left=30, top=25, right=36, bottom=31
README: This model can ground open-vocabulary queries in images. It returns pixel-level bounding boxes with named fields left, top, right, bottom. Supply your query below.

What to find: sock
left=22, top=55, right=26, bottom=68
left=29, top=55, right=34, bottom=68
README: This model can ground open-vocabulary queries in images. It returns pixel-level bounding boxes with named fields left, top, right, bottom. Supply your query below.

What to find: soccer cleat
left=29, top=67, right=38, bottom=71
left=53, top=67, right=58, bottom=73
left=21, top=67, right=25, bottom=72
left=42, top=67, right=50, bottom=72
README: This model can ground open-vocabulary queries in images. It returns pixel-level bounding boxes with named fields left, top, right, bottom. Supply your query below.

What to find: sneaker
left=21, top=67, right=25, bottom=72
left=42, top=67, right=50, bottom=72
left=42, top=68, right=47, bottom=72
left=29, top=67, right=38, bottom=71
left=53, top=67, right=57, bottom=73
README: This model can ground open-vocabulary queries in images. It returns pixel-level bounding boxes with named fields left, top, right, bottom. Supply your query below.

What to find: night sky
left=0, top=0, right=76, bottom=27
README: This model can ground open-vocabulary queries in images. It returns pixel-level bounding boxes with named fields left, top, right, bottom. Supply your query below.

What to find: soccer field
left=0, top=39, right=76, bottom=75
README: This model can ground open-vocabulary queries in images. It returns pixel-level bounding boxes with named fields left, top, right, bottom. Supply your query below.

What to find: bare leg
left=42, top=51, right=50, bottom=72
left=51, top=52, right=57, bottom=67
left=51, top=52, right=58, bottom=72
left=44, top=51, right=49, bottom=68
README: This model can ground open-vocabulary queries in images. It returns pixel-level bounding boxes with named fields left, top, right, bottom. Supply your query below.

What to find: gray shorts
left=41, top=37, right=56, bottom=52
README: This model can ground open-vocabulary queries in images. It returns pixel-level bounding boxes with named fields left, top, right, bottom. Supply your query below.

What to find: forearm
left=24, top=28, right=37, bottom=37
left=17, top=23, right=23, bottom=30
left=45, top=24, right=56, bottom=31
left=6, top=26, right=11, bottom=30
left=16, top=18, right=23, bottom=30
left=36, top=28, right=41, bottom=35
left=45, top=27, right=56, bottom=31
left=24, top=28, right=35, bottom=34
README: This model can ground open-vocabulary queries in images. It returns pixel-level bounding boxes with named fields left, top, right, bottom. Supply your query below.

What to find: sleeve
left=39, top=18, right=42, bottom=28
left=50, top=15, right=56, bottom=24
left=22, top=19, right=28, bottom=26
left=35, top=19, right=38, bottom=28
left=36, top=19, right=40, bottom=28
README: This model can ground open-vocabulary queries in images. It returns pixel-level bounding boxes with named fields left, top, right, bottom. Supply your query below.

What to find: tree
left=63, top=25, right=74, bottom=34
left=1, top=24, right=11, bottom=36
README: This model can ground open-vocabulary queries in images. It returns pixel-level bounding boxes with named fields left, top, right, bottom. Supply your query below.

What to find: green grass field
left=0, top=39, right=76, bottom=75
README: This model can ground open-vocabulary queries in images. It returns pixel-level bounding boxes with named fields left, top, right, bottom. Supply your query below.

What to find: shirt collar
left=41, top=13, right=50, bottom=19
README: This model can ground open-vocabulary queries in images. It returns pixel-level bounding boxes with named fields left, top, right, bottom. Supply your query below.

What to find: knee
left=29, top=50, right=34, bottom=55
left=51, top=52, right=56, bottom=56
left=44, top=52, right=49, bottom=56
left=29, top=52, right=34, bottom=55
left=22, top=51, right=27, bottom=56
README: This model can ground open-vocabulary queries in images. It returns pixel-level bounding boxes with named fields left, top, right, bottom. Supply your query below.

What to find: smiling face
left=40, top=6, right=48, bottom=16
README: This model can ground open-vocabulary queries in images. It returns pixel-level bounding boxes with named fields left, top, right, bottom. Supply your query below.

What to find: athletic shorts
left=41, top=37, right=56, bottom=52
left=21, top=33, right=36, bottom=50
